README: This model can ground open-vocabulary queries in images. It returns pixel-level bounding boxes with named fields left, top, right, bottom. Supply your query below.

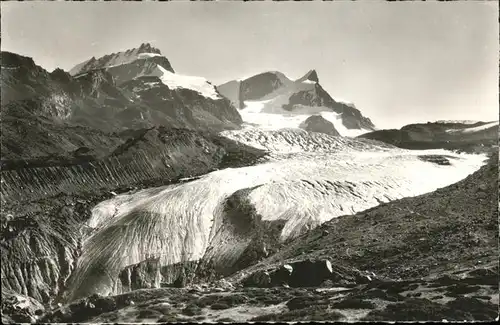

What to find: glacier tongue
left=64, top=129, right=487, bottom=302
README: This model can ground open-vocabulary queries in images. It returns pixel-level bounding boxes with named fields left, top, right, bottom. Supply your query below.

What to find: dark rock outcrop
left=299, top=115, right=340, bottom=136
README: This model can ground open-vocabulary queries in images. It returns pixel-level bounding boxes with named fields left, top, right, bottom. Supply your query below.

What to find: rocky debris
left=299, top=114, right=341, bottom=136
left=418, top=155, right=452, bottom=166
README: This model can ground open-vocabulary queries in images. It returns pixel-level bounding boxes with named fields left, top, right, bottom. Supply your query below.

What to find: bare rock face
left=299, top=115, right=340, bottom=136
left=69, top=43, right=173, bottom=76
left=119, top=258, right=162, bottom=292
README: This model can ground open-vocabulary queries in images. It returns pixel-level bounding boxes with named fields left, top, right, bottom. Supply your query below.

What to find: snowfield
left=239, top=100, right=371, bottom=137
left=64, top=129, right=487, bottom=302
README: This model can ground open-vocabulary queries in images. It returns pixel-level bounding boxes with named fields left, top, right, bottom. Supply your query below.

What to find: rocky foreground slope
left=44, top=129, right=486, bottom=304
left=24, top=153, right=498, bottom=323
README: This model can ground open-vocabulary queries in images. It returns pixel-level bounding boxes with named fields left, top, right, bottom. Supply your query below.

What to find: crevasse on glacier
left=63, top=129, right=487, bottom=302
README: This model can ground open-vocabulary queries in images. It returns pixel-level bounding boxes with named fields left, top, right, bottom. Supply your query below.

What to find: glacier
left=63, top=129, right=487, bottom=302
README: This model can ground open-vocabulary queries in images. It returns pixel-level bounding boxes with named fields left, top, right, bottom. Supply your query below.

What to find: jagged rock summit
left=217, top=69, right=375, bottom=137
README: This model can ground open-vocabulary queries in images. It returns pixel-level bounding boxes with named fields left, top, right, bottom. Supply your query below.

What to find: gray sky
left=1, top=1, right=498, bottom=129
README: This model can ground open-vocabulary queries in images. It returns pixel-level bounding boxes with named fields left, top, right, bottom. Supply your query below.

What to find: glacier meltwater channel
left=64, top=129, right=488, bottom=302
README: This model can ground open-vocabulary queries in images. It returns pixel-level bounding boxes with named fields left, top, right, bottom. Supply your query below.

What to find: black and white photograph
left=0, top=1, right=498, bottom=323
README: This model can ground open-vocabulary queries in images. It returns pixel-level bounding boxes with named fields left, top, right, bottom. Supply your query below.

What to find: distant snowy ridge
left=445, top=121, right=499, bottom=134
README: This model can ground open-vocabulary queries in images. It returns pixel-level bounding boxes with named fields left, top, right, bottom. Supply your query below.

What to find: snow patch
left=437, top=120, right=480, bottom=125
left=138, top=52, right=162, bottom=59
left=156, top=66, right=220, bottom=100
